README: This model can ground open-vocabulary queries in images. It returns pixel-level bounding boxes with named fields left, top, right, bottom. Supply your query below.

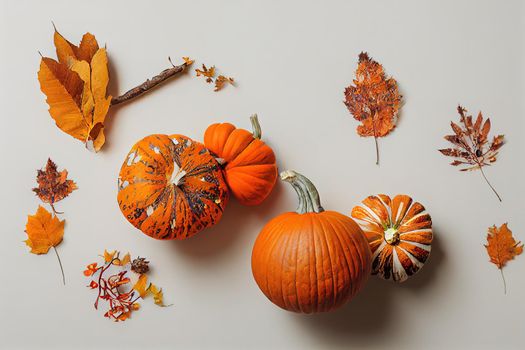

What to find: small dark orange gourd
left=251, top=171, right=372, bottom=313
left=204, top=115, right=277, bottom=206
left=117, top=134, right=229, bottom=240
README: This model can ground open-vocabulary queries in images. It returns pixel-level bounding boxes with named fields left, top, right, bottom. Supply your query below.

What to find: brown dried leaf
left=195, top=64, right=215, bottom=83
left=439, top=105, right=504, bottom=201
left=214, top=75, right=234, bottom=91
left=33, top=158, right=77, bottom=208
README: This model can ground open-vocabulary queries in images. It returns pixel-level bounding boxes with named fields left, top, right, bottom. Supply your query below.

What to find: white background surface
left=1, top=0, right=524, bottom=349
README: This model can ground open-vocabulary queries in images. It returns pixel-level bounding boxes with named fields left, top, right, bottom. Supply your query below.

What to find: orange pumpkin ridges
left=204, top=115, right=278, bottom=206
left=351, top=194, right=433, bottom=283
left=117, top=134, right=229, bottom=240
left=251, top=170, right=371, bottom=313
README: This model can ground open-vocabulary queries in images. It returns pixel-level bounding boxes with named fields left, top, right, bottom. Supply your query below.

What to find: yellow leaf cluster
left=132, top=273, right=166, bottom=306
left=103, top=250, right=131, bottom=266
left=38, top=29, right=112, bottom=152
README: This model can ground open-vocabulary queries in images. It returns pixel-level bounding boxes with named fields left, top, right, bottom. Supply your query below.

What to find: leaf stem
left=372, top=111, right=380, bottom=166
left=479, top=167, right=502, bottom=202
left=110, top=59, right=191, bottom=106
left=374, top=136, right=379, bottom=166
left=499, top=268, right=507, bottom=294
left=50, top=203, right=63, bottom=215
left=53, top=246, right=66, bottom=285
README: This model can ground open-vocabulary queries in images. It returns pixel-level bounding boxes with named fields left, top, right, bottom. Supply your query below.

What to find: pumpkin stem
left=250, top=114, right=262, bottom=139
left=280, top=170, right=324, bottom=214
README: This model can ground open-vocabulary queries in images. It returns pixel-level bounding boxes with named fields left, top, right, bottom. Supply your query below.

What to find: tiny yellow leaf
left=103, top=249, right=116, bottom=263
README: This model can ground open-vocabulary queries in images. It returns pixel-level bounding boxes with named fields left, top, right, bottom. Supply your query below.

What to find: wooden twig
left=111, top=59, right=190, bottom=106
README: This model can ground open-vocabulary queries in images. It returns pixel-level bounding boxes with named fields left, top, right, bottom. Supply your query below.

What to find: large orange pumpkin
left=351, top=194, right=433, bottom=282
left=117, top=134, right=229, bottom=240
left=203, top=115, right=277, bottom=206
left=251, top=170, right=371, bottom=313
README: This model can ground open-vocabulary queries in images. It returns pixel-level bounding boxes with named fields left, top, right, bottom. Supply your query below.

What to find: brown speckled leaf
left=33, top=158, right=77, bottom=208
left=344, top=52, right=402, bottom=165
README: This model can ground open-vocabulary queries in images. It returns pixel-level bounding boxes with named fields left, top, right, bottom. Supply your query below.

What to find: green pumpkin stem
left=280, top=170, right=324, bottom=214
left=250, top=114, right=262, bottom=139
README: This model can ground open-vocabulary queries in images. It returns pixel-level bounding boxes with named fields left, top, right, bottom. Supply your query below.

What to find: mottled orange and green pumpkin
left=117, top=134, right=229, bottom=240
left=204, top=115, right=277, bottom=206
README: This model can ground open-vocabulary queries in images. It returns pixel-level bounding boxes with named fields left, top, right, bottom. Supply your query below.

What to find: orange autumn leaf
left=182, top=56, right=194, bottom=65
left=38, top=28, right=112, bottom=152
left=344, top=52, right=402, bottom=165
left=54, top=27, right=99, bottom=64
left=195, top=64, right=216, bottom=83
left=103, top=250, right=116, bottom=263
left=214, top=75, right=234, bottom=92
left=33, top=158, right=77, bottom=213
left=24, top=206, right=65, bottom=254
left=484, top=223, right=523, bottom=294
left=84, top=263, right=99, bottom=276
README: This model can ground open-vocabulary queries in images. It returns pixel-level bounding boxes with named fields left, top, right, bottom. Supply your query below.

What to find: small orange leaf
left=103, top=250, right=116, bottom=263
left=195, top=64, right=215, bottom=83
left=182, top=56, right=194, bottom=65
left=120, top=253, right=131, bottom=266
left=84, top=262, right=98, bottom=276
left=214, top=75, right=234, bottom=92
left=113, top=252, right=131, bottom=266
left=484, top=223, right=523, bottom=293
left=24, top=206, right=64, bottom=254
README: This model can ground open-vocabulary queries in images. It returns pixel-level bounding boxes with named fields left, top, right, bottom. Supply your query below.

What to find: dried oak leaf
left=38, top=29, right=112, bottom=152
left=484, top=223, right=523, bottom=294
left=33, top=158, right=77, bottom=211
left=344, top=52, right=402, bottom=164
left=439, top=106, right=504, bottom=201
left=195, top=64, right=215, bottom=83
left=24, top=205, right=65, bottom=254
left=182, top=56, right=194, bottom=65
left=214, top=75, right=234, bottom=91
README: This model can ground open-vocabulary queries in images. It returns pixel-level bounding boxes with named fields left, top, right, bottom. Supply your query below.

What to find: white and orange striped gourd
left=351, top=194, right=433, bottom=282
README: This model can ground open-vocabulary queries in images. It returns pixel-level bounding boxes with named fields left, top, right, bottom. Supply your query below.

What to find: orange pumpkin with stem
left=251, top=170, right=371, bottom=313
left=204, top=114, right=277, bottom=206
left=117, top=134, right=229, bottom=240
left=351, top=194, right=433, bottom=282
